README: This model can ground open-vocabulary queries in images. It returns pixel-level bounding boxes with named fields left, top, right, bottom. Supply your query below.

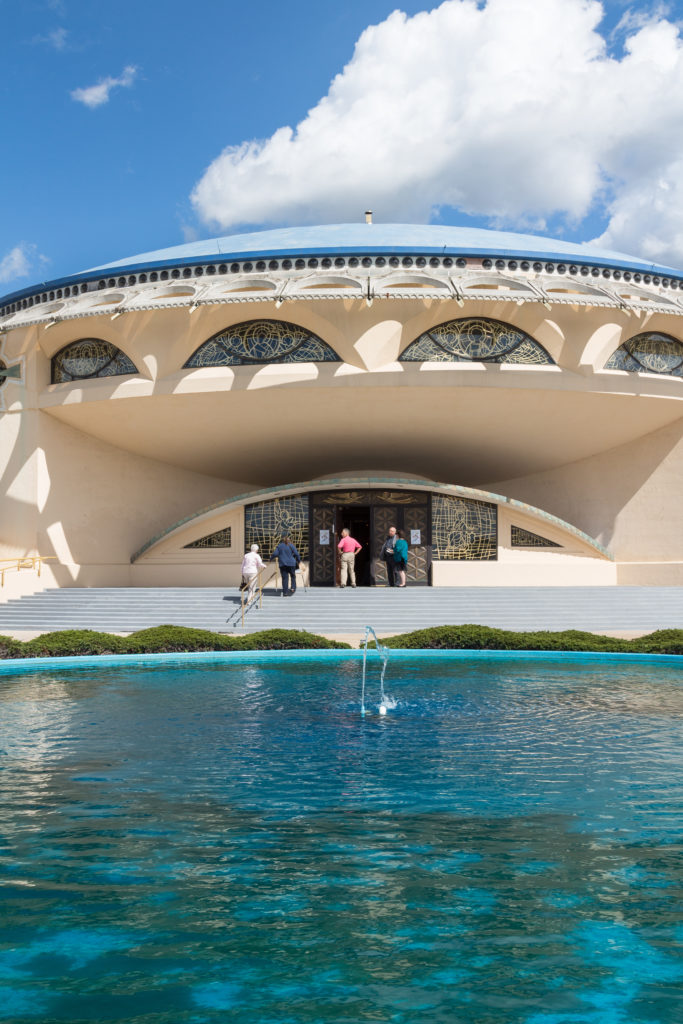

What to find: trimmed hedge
left=2, top=625, right=350, bottom=659
left=366, top=624, right=683, bottom=654
left=4, top=624, right=683, bottom=660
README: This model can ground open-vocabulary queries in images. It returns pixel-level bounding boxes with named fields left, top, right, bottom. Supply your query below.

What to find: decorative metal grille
left=511, top=525, right=560, bottom=548
left=184, top=527, right=232, bottom=549
left=605, top=332, right=683, bottom=377
left=245, top=495, right=309, bottom=560
left=432, top=495, right=497, bottom=560
left=52, top=339, right=137, bottom=383
left=318, top=490, right=424, bottom=506
left=400, top=317, right=553, bottom=364
left=185, top=319, right=340, bottom=367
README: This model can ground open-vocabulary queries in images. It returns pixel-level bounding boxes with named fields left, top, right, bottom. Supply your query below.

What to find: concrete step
left=1, top=586, right=683, bottom=634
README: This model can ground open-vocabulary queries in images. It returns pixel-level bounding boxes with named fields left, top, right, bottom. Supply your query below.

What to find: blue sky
left=3, top=0, right=683, bottom=292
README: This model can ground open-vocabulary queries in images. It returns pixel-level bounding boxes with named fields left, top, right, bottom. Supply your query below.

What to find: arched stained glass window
left=605, top=332, right=683, bottom=377
left=184, top=319, right=340, bottom=368
left=51, top=339, right=137, bottom=383
left=400, top=317, right=553, bottom=364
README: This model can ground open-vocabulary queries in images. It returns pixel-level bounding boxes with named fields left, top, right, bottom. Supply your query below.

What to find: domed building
left=2, top=221, right=683, bottom=595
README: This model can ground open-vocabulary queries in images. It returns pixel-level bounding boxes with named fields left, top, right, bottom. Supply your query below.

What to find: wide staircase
left=1, top=586, right=683, bottom=635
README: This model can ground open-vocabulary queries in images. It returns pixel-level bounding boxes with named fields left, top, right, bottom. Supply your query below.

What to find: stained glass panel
left=605, top=332, right=683, bottom=377
left=432, top=495, right=497, bottom=560
left=511, top=525, right=560, bottom=548
left=184, top=528, right=232, bottom=549
left=52, top=339, right=137, bottom=383
left=185, top=320, right=339, bottom=367
left=400, top=317, right=553, bottom=364
left=245, top=495, right=309, bottom=560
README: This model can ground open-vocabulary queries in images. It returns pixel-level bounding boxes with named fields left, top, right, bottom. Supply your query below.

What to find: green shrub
left=367, top=624, right=674, bottom=654
left=0, top=633, right=23, bottom=659
left=122, top=625, right=239, bottom=653
left=20, top=629, right=125, bottom=658
left=632, top=629, right=683, bottom=655
left=6, top=625, right=349, bottom=659
left=240, top=629, right=350, bottom=650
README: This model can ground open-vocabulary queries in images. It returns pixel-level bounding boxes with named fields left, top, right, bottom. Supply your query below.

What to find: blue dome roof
left=3, top=223, right=682, bottom=309
left=87, top=222, right=681, bottom=276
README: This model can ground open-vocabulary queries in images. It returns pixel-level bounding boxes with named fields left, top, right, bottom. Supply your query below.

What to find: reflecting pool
left=1, top=655, right=682, bottom=1023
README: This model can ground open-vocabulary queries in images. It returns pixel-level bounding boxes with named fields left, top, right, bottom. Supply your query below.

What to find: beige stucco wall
left=486, top=415, right=683, bottom=582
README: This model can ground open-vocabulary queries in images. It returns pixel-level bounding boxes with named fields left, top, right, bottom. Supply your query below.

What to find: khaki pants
left=340, top=551, right=356, bottom=586
left=244, top=572, right=258, bottom=602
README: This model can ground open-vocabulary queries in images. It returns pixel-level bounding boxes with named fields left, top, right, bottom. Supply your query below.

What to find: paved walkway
left=1, top=586, right=682, bottom=636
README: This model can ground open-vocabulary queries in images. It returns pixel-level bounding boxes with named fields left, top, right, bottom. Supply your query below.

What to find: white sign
left=410, top=529, right=422, bottom=545
left=319, top=530, right=330, bottom=545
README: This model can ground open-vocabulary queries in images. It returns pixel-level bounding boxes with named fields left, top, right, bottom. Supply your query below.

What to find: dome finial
left=365, top=210, right=373, bottom=225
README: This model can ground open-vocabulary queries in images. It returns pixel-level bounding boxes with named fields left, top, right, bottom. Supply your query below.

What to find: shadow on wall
left=1, top=410, right=243, bottom=583
left=486, top=414, right=683, bottom=560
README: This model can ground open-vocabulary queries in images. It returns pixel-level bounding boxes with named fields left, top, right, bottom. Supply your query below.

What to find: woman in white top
left=241, top=544, right=266, bottom=604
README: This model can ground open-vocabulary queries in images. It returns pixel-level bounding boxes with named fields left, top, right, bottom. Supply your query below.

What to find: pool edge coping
left=1, top=648, right=683, bottom=673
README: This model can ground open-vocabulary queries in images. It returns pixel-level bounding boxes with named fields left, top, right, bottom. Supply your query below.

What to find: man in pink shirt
left=337, top=528, right=362, bottom=588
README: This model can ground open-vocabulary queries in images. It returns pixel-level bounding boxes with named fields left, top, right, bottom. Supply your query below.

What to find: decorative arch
left=399, top=317, right=554, bottom=364
left=184, top=319, right=340, bottom=368
left=605, top=331, right=683, bottom=377
left=51, top=339, right=137, bottom=384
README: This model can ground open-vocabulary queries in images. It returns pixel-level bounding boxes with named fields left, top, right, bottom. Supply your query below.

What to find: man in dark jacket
left=380, top=526, right=398, bottom=587
left=271, top=535, right=300, bottom=596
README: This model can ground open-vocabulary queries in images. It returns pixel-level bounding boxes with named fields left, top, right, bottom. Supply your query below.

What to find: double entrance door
left=310, top=489, right=431, bottom=586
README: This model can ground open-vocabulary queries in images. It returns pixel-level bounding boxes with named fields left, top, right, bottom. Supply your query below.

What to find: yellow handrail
left=0, top=555, right=57, bottom=588
left=240, top=566, right=278, bottom=626
left=239, top=562, right=308, bottom=626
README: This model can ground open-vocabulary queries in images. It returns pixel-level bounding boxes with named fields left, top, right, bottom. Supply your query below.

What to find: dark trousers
left=384, top=557, right=397, bottom=587
left=280, top=565, right=296, bottom=594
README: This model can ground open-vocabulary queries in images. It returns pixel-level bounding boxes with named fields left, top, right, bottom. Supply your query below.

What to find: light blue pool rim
left=0, top=648, right=682, bottom=674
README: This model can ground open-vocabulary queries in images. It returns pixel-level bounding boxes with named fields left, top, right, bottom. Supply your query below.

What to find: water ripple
left=0, top=657, right=682, bottom=1022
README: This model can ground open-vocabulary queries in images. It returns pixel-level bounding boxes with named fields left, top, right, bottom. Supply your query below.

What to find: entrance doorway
left=336, top=506, right=371, bottom=586
left=310, top=489, right=432, bottom=586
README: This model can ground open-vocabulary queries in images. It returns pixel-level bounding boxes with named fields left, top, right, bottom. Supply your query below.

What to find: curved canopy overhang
left=3, top=223, right=683, bottom=315
left=131, top=475, right=613, bottom=564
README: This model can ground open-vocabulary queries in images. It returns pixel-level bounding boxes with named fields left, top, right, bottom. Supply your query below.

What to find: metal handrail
left=274, top=562, right=308, bottom=593
left=239, top=562, right=309, bottom=626
left=0, top=555, right=57, bottom=588
left=240, top=566, right=278, bottom=626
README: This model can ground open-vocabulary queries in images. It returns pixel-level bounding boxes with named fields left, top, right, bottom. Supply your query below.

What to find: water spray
left=361, top=626, right=390, bottom=717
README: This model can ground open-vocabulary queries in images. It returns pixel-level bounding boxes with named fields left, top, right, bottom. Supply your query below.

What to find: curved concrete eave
left=131, top=475, right=613, bottom=564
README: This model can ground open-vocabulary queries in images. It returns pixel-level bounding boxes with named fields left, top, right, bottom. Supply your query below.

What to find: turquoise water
left=1, top=655, right=682, bottom=1023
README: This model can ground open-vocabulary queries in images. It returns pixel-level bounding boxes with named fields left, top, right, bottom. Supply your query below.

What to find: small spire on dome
left=365, top=210, right=373, bottom=225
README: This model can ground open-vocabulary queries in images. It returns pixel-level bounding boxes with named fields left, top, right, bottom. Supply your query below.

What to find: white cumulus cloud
left=0, top=244, right=35, bottom=285
left=191, top=0, right=683, bottom=267
left=71, top=65, right=137, bottom=108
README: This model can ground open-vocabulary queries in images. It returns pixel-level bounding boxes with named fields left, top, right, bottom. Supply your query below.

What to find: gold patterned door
left=371, top=504, right=431, bottom=586
left=403, top=504, right=431, bottom=585
left=311, top=504, right=336, bottom=585
left=371, top=506, right=395, bottom=586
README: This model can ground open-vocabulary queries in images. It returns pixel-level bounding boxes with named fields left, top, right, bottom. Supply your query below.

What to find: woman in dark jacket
left=271, top=535, right=300, bottom=596
left=393, top=529, right=409, bottom=588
